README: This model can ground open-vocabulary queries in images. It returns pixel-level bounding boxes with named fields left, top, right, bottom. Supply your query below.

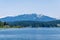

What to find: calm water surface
left=0, top=28, right=60, bottom=40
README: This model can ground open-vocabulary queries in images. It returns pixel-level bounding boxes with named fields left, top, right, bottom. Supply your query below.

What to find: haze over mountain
left=0, top=14, right=56, bottom=22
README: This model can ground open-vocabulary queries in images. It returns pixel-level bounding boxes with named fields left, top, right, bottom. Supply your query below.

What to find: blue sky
left=0, top=0, right=60, bottom=19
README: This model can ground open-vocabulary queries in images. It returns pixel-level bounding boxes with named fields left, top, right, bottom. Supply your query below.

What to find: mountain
left=0, top=14, right=56, bottom=22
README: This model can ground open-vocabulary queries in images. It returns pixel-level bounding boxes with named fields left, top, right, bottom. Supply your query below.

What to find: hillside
left=7, top=20, right=60, bottom=27
left=0, top=14, right=59, bottom=28
left=0, top=14, right=56, bottom=22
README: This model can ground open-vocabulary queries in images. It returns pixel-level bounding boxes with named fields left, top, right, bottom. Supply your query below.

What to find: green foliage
left=0, top=20, right=60, bottom=28
left=7, top=20, right=60, bottom=28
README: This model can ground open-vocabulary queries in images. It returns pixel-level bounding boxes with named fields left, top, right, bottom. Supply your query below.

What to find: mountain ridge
left=0, top=14, right=56, bottom=22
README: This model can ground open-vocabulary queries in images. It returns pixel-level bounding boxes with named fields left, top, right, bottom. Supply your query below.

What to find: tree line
left=0, top=20, right=60, bottom=28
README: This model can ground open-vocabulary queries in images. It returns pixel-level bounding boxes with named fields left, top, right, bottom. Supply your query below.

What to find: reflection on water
left=0, top=28, right=60, bottom=40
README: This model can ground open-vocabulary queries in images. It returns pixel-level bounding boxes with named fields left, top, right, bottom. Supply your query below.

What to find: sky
left=0, top=0, right=60, bottom=19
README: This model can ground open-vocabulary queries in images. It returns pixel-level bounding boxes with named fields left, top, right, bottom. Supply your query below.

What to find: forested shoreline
left=0, top=20, right=60, bottom=28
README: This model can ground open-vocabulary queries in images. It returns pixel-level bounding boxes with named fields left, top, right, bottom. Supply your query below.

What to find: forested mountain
left=0, top=14, right=60, bottom=28
left=0, top=14, right=56, bottom=22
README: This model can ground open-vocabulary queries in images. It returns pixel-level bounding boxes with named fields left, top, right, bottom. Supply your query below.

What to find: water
left=0, top=28, right=60, bottom=40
